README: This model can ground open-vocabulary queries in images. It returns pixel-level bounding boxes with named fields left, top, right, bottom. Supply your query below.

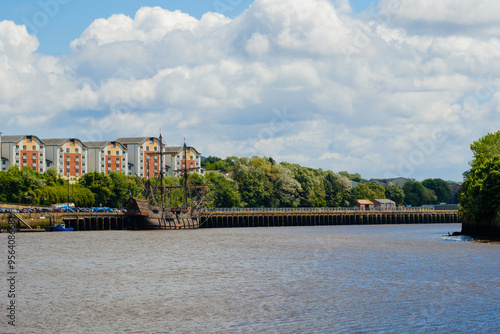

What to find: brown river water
left=2, top=224, right=499, bottom=333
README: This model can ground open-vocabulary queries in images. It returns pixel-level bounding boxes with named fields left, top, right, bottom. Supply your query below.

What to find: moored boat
left=126, top=135, right=209, bottom=230
left=53, top=224, right=74, bottom=232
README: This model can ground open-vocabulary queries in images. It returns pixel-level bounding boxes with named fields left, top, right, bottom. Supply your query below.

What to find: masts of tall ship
left=127, top=134, right=210, bottom=230
left=172, top=139, right=210, bottom=211
left=142, top=133, right=169, bottom=208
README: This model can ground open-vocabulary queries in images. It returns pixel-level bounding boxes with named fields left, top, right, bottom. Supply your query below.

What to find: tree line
left=0, top=157, right=456, bottom=208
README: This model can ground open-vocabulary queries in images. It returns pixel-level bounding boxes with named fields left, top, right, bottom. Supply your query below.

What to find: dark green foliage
left=203, top=156, right=238, bottom=171
left=422, top=178, right=453, bottom=204
left=206, top=172, right=241, bottom=207
left=402, top=181, right=437, bottom=207
left=385, top=184, right=405, bottom=206
left=352, top=182, right=386, bottom=202
left=338, top=171, right=367, bottom=182
left=460, top=131, right=500, bottom=223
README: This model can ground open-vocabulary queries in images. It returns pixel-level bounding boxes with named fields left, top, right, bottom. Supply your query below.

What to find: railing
left=200, top=207, right=443, bottom=213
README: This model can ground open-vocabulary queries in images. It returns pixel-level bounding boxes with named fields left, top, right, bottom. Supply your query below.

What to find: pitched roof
left=357, top=200, right=374, bottom=205
left=372, top=199, right=395, bottom=204
left=84, top=141, right=126, bottom=149
left=164, top=146, right=182, bottom=154
left=1, top=135, right=40, bottom=143
left=41, top=138, right=87, bottom=147
left=116, top=137, right=151, bottom=144
left=41, top=138, right=67, bottom=146
left=84, top=141, right=109, bottom=148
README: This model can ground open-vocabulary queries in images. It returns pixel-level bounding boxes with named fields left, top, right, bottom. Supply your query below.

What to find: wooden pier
left=2, top=209, right=460, bottom=231
left=61, top=214, right=129, bottom=231
left=198, top=210, right=459, bottom=228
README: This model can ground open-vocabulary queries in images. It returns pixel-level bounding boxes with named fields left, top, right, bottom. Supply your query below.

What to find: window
left=116, top=158, right=120, bottom=164
left=66, top=148, right=69, bottom=153
left=116, top=151, right=119, bottom=155
left=32, top=145, right=36, bottom=150
left=23, top=145, right=26, bottom=150
left=75, top=148, right=79, bottom=153
left=146, top=146, right=150, bottom=151
left=154, top=147, right=157, bottom=151
left=60, top=148, right=63, bottom=152
left=108, top=151, right=111, bottom=155
left=32, top=153, right=36, bottom=158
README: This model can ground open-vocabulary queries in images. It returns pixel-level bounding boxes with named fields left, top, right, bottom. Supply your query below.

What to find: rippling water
left=6, top=224, right=500, bottom=333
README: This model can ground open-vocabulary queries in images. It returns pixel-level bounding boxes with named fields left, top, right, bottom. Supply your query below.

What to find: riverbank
left=461, top=218, right=500, bottom=241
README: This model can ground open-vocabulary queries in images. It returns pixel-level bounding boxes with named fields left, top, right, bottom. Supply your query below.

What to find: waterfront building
left=116, top=137, right=162, bottom=178
left=372, top=199, right=396, bottom=210
left=85, top=141, right=128, bottom=175
left=164, top=145, right=203, bottom=176
left=0, top=135, right=46, bottom=173
left=43, top=138, right=88, bottom=180
left=356, top=199, right=374, bottom=211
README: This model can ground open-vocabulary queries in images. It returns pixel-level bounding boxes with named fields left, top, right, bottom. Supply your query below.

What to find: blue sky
left=0, top=0, right=499, bottom=181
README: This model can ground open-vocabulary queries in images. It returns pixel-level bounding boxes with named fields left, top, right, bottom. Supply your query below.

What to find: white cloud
left=378, top=0, right=500, bottom=36
left=0, top=0, right=499, bottom=181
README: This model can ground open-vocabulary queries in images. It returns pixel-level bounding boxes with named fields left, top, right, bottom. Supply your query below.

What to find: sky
left=0, top=0, right=499, bottom=182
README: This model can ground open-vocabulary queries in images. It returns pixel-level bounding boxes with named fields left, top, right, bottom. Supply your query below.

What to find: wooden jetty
left=198, top=210, right=459, bottom=228
left=2, top=209, right=460, bottom=231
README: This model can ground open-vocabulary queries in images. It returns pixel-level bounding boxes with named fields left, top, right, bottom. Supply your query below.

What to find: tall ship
left=126, top=134, right=209, bottom=229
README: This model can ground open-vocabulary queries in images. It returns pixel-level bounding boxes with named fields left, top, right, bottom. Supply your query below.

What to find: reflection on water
left=8, top=224, right=500, bottom=333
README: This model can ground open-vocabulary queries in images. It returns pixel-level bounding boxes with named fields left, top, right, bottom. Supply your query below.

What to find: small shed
left=356, top=200, right=374, bottom=211
left=373, top=199, right=396, bottom=210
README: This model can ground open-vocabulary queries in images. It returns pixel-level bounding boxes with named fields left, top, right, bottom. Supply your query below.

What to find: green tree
left=460, top=131, right=500, bottom=227
left=206, top=172, right=241, bottom=207
left=353, top=182, right=386, bottom=201
left=422, top=178, right=453, bottom=203
left=323, top=171, right=351, bottom=207
left=385, top=184, right=405, bottom=206
left=402, top=181, right=437, bottom=207
left=79, top=172, right=113, bottom=206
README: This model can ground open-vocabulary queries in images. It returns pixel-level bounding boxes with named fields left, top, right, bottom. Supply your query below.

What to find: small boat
left=53, top=224, right=74, bottom=232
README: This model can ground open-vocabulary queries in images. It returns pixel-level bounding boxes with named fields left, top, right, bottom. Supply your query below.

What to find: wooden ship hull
left=127, top=198, right=200, bottom=230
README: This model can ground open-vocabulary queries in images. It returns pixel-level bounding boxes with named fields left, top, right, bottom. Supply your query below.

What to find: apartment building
left=0, top=135, right=46, bottom=173
left=85, top=141, right=128, bottom=174
left=116, top=137, right=162, bottom=178
left=43, top=138, right=88, bottom=180
left=164, top=144, right=203, bottom=176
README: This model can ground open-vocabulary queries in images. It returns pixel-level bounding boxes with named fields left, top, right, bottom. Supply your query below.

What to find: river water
left=4, top=224, right=499, bottom=333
